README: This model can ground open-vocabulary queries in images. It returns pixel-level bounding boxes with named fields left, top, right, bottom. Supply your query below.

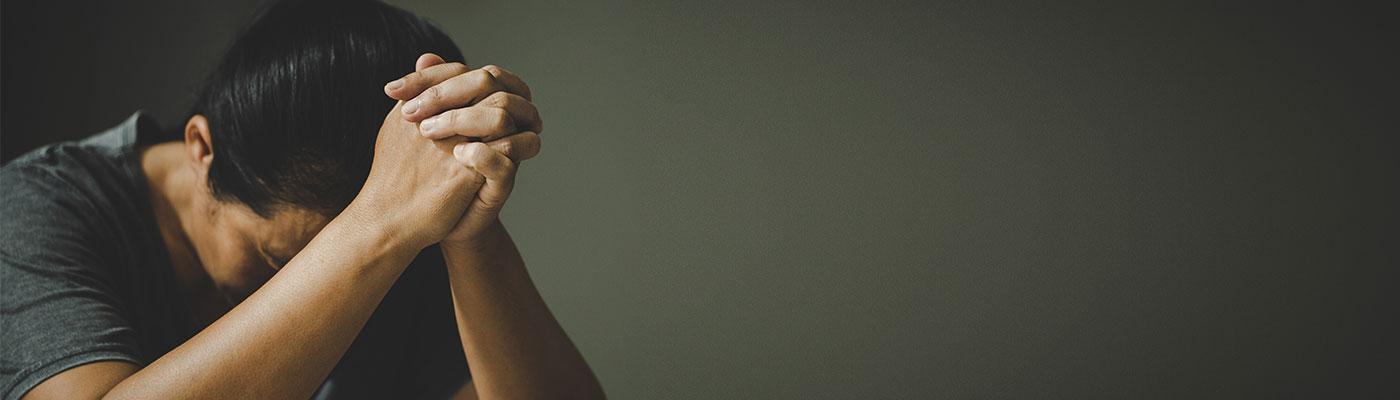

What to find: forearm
left=441, top=221, right=604, bottom=399
left=104, top=210, right=419, bottom=399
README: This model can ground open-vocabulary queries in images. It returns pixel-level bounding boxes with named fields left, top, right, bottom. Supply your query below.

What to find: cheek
left=232, top=245, right=275, bottom=281
left=232, top=253, right=267, bottom=276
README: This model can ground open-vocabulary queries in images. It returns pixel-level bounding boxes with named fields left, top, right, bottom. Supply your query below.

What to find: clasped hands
left=349, top=53, right=541, bottom=250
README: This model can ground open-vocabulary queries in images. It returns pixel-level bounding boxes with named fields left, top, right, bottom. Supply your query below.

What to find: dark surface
left=3, top=0, right=1397, bottom=398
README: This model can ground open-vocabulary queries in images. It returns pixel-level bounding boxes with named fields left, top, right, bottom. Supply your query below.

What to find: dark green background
left=3, top=0, right=1396, bottom=398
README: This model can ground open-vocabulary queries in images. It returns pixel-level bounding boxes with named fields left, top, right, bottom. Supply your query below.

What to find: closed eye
left=257, top=244, right=290, bottom=271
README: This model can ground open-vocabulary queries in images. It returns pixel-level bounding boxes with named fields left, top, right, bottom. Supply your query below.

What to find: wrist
left=334, top=200, right=423, bottom=259
left=441, top=218, right=508, bottom=253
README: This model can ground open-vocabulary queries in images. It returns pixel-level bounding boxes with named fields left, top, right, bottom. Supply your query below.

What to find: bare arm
left=24, top=217, right=403, bottom=399
left=24, top=101, right=487, bottom=399
left=441, top=224, right=605, bottom=400
left=386, top=53, right=603, bottom=399
left=102, top=212, right=416, bottom=399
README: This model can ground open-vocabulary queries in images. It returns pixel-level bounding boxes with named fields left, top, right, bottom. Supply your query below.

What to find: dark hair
left=192, top=0, right=462, bottom=217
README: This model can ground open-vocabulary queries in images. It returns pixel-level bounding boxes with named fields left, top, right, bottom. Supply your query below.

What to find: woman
left=0, top=0, right=603, bottom=398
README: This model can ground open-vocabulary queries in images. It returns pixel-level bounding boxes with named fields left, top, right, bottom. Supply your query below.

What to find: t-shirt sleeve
left=0, top=166, right=144, bottom=400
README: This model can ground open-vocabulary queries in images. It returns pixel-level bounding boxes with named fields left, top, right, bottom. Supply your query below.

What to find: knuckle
left=440, top=108, right=459, bottom=127
left=469, top=69, right=492, bottom=86
left=486, top=91, right=510, bottom=107
left=416, top=87, right=442, bottom=109
left=477, top=193, right=506, bottom=211
left=406, top=71, right=424, bottom=85
left=475, top=155, right=504, bottom=176
left=466, top=174, right=486, bottom=190
left=497, top=141, right=514, bottom=157
left=471, top=69, right=500, bottom=91
left=488, top=157, right=514, bottom=178
left=525, top=136, right=542, bottom=158
left=461, top=164, right=486, bottom=184
left=490, top=108, right=514, bottom=132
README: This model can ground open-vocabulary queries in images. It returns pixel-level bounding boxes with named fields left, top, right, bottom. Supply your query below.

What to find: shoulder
left=1, top=112, right=156, bottom=252
left=1, top=142, right=128, bottom=256
left=0, top=114, right=155, bottom=294
left=2, top=111, right=149, bottom=199
left=0, top=126, right=139, bottom=281
left=2, top=145, right=110, bottom=241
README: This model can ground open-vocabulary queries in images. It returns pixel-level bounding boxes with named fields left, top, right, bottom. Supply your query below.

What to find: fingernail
left=465, top=142, right=486, bottom=164
left=419, top=117, right=437, bottom=135
left=385, top=79, right=404, bottom=91
left=454, top=143, right=470, bottom=160
left=404, top=99, right=421, bottom=114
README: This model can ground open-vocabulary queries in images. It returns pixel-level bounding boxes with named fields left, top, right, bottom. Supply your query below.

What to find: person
left=0, top=0, right=604, bottom=398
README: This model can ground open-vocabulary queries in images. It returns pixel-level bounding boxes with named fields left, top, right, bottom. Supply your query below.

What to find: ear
left=184, top=115, right=214, bottom=171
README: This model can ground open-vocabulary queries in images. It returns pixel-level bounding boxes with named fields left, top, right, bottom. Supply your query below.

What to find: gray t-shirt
left=0, top=112, right=469, bottom=399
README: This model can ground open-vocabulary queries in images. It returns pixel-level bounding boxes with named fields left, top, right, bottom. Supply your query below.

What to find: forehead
left=239, top=207, right=331, bottom=255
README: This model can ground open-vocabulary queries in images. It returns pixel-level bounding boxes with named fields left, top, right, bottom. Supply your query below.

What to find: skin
left=22, top=53, right=603, bottom=400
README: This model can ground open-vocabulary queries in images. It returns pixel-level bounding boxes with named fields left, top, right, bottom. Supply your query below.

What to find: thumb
left=415, top=53, right=447, bottom=72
